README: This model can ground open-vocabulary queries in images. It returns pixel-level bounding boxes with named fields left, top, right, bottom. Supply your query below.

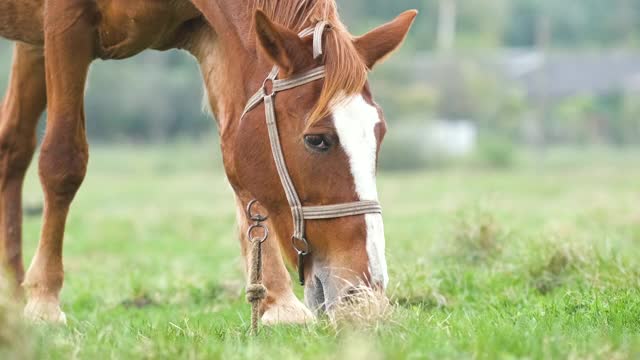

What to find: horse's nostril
left=304, top=274, right=326, bottom=314
left=342, top=287, right=364, bottom=304
left=345, top=287, right=360, bottom=297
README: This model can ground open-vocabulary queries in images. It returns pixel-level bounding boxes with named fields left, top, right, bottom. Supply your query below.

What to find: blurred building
left=425, top=120, right=477, bottom=157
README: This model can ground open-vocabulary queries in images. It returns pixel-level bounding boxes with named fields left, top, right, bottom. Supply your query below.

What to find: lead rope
left=245, top=200, right=269, bottom=335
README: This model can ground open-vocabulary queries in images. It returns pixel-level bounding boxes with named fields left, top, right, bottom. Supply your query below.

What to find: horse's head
left=230, top=9, right=416, bottom=312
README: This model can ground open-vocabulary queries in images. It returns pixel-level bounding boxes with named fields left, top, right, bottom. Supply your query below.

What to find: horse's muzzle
left=304, top=274, right=327, bottom=314
left=303, top=265, right=384, bottom=314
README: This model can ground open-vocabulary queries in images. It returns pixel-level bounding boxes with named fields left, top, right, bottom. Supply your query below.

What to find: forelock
left=253, top=0, right=369, bottom=126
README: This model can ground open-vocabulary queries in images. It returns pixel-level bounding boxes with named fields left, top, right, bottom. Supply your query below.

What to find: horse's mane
left=253, top=0, right=368, bottom=124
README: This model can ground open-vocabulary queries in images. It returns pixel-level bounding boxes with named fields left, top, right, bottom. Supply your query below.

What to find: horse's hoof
left=23, top=298, right=67, bottom=324
left=262, top=294, right=315, bottom=325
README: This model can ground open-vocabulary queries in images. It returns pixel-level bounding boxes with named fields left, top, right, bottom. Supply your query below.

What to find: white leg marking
left=332, top=95, right=389, bottom=288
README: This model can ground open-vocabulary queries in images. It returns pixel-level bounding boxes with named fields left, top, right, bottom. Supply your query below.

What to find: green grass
left=4, top=143, right=640, bottom=359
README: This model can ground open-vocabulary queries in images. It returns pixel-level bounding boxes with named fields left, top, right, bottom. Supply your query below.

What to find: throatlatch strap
left=297, top=21, right=329, bottom=59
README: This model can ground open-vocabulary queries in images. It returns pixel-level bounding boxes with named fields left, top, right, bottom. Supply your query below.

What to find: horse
left=0, top=0, right=416, bottom=325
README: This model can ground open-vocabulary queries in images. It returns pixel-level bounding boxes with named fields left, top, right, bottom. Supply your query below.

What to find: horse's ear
left=354, top=10, right=418, bottom=69
left=254, top=10, right=310, bottom=74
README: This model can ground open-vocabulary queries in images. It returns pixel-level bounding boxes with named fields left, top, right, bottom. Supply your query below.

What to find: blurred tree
left=2, top=0, right=640, bottom=145
left=622, top=90, right=640, bottom=145
left=437, top=0, right=456, bottom=53
left=554, top=95, right=597, bottom=144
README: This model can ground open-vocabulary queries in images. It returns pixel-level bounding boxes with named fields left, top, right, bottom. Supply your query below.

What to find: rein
left=242, top=21, right=382, bottom=333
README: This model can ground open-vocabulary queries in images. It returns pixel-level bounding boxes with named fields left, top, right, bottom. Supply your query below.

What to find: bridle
left=241, top=21, right=383, bottom=286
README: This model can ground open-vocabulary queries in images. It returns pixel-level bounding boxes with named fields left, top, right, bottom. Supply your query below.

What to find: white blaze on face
left=332, top=95, right=389, bottom=288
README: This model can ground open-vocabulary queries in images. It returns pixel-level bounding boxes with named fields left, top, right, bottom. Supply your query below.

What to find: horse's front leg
left=0, top=43, right=46, bottom=291
left=234, top=198, right=314, bottom=325
left=22, top=0, right=98, bottom=323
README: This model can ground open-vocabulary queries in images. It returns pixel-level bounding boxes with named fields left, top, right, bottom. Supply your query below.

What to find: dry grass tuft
left=449, top=211, right=505, bottom=263
left=0, top=274, right=34, bottom=359
left=327, top=285, right=395, bottom=331
left=389, top=262, right=448, bottom=309
left=531, top=242, right=591, bottom=294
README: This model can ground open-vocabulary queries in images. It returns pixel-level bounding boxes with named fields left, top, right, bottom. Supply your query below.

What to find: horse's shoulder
left=96, top=0, right=202, bottom=59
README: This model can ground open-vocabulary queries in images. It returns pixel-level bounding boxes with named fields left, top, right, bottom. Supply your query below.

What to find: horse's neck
left=189, top=0, right=258, bottom=51
left=187, top=0, right=269, bottom=136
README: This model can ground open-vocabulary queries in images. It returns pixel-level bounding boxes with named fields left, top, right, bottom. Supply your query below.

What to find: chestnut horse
left=0, top=0, right=416, bottom=324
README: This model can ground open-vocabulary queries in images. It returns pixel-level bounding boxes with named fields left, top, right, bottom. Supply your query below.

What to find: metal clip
left=246, top=200, right=269, bottom=243
left=292, top=236, right=309, bottom=285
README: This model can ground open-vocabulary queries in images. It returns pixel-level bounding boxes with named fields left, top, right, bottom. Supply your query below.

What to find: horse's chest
left=96, top=0, right=200, bottom=59
left=0, top=0, right=44, bottom=44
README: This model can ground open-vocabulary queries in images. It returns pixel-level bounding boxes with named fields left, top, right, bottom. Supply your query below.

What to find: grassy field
left=2, top=143, right=640, bottom=359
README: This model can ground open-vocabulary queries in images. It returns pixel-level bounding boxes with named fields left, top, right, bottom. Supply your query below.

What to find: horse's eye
left=304, top=134, right=331, bottom=152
